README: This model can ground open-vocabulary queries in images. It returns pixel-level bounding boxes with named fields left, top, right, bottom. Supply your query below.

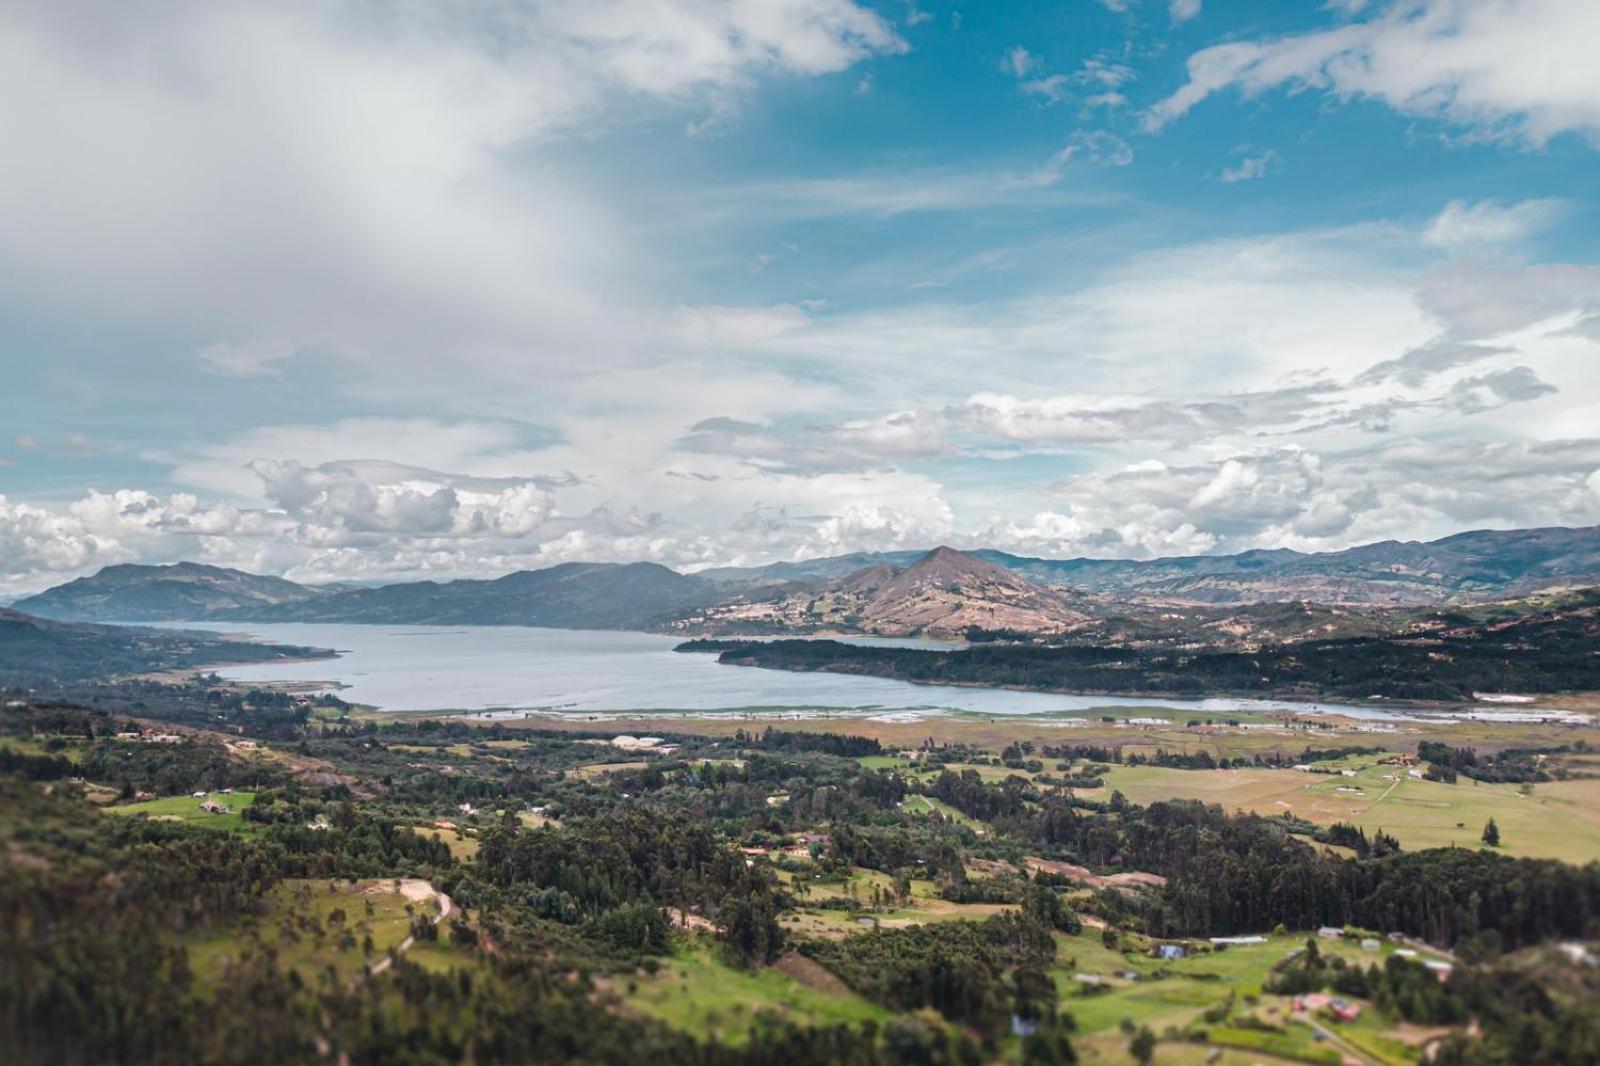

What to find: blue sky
left=2, top=0, right=1599, bottom=595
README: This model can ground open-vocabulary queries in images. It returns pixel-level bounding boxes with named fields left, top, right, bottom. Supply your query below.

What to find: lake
left=174, top=622, right=1419, bottom=721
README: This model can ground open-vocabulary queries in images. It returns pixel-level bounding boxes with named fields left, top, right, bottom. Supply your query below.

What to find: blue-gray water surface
left=171, top=622, right=1415, bottom=720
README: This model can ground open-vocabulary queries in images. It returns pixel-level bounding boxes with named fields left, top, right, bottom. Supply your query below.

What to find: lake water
left=172, top=622, right=1422, bottom=721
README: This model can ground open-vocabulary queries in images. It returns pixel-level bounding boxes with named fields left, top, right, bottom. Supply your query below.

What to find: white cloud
left=1147, top=0, right=1600, bottom=144
left=1037, top=130, right=1135, bottom=180
left=1171, top=0, right=1203, bottom=25
left=1423, top=198, right=1568, bottom=250
left=1020, top=75, right=1071, bottom=105
left=0, top=1, right=900, bottom=395
left=1002, top=46, right=1038, bottom=78
left=1220, top=149, right=1279, bottom=183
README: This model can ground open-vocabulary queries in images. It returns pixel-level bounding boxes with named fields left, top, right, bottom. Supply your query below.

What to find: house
left=1154, top=944, right=1186, bottom=960
left=1296, top=993, right=1333, bottom=1012
left=1209, top=935, right=1267, bottom=945
left=1317, top=926, right=1345, bottom=939
left=1361, top=938, right=1382, bottom=952
left=192, top=791, right=208, bottom=799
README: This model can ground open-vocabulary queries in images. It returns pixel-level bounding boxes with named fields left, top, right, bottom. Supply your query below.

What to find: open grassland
left=0, top=735, right=87, bottom=763
left=775, top=867, right=1015, bottom=938
left=1080, top=760, right=1600, bottom=864
left=902, top=793, right=984, bottom=828
left=185, top=878, right=459, bottom=986
left=103, top=791, right=258, bottom=833
left=490, top=703, right=1600, bottom=764
left=623, top=939, right=890, bottom=1042
left=569, top=759, right=652, bottom=780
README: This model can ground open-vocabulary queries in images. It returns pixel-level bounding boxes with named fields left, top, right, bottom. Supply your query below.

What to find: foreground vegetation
left=5, top=683, right=1600, bottom=1064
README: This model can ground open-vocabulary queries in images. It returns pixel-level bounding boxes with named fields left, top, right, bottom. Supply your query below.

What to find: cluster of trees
left=1418, top=740, right=1579, bottom=785
left=799, top=913, right=1058, bottom=1034
left=737, top=728, right=883, bottom=757
left=468, top=807, right=785, bottom=965
left=1311, top=822, right=1402, bottom=858
left=1271, top=941, right=1466, bottom=1023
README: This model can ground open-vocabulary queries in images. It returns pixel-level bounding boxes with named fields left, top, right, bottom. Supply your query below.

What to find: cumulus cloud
left=968, top=437, right=1600, bottom=561
left=0, top=1, right=900, bottom=392
left=1146, top=0, right=1600, bottom=144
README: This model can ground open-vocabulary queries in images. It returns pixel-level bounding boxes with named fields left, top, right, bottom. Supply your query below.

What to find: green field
left=1083, top=760, right=1600, bottom=864
left=186, top=878, right=457, bottom=985
left=1053, top=929, right=1448, bottom=1040
left=853, top=754, right=910, bottom=771
left=624, top=939, right=890, bottom=1041
left=103, top=791, right=258, bottom=833
left=902, top=793, right=984, bottom=828
left=0, top=736, right=87, bottom=763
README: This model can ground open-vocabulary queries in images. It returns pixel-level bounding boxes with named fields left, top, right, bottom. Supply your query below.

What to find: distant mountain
left=0, top=608, right=325, bottom=683
left=243, top=561, right=723, bottom=630
left=983, top=524, right=1600, bottom=606
left=682, top=546, right=1092, bottom=639
left=14, top=562, right=324, bottom=622
left=18, top=524, right=1600, bottom=633
left=698, top=551, right=926, bottom=587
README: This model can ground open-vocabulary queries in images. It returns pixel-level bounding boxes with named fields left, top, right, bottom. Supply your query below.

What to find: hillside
left=244, top=561, right=724, bottom=630
left=681, top=546, right=1092, bottom=639
left=684, top=587, right=1600, bottom=704
left=14, top=562, right=324, bottom=622
left=0, top=608, right=325, bottom=683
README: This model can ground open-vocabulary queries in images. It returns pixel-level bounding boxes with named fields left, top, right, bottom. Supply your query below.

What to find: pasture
left=103, top=791, right=258, bottom=833
left=623, top=940, right=889, bottom=1041
left=1081, top=761, right=1600, bottom=864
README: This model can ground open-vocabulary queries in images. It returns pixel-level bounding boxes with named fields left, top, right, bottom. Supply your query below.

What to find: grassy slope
left=103, top=791, right=259, bottom=834
left=186, top=878, right=462, bottom=986
left=624, top=939, right=890, bottom=1042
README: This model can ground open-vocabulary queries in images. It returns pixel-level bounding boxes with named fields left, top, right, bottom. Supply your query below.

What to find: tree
left=720, top=887, right=783, bottom=966
left=1482, top=818, right=1501, bottom=847
left=1129, top=1025, right=1157, bottom=1065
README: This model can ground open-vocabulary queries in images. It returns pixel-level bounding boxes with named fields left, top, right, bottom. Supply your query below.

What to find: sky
left=2, top=0, right=1599, bottom=597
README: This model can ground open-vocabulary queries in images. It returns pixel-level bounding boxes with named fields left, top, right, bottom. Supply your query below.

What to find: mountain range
left=12, top=523, right=1600, bottom=637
